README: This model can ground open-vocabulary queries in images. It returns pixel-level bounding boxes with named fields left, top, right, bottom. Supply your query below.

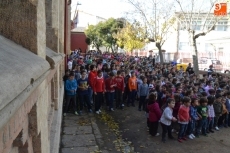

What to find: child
left=77, top=70, right=92, bottom=114
left=114, top=70, right=125, bottom=109
left=192, top=87, right=199, bottom=99
left=218, top=97, right=228, bottom=128
left=145, top=102, right=150, bottom=130
left=188, top=98, right=199, bottom=139
left=88, top=65, right=97, bottom=104
left=149, top=80, right=155, bottom=91
left=177, top=96, right=191, bottom=142
left=207, top=96, right=215, bottom=133
left=138, top=77, right=149, bottom=111
left=213, top=94, right=223, bottom=130
left=196, top=97, right=208, bottom=137
left=93, top=70, right=105, bottom=114
left=127, top=71, right=137, bottom=107
left=172, top=94, right=181, bottom=132
left=160, top=98, right=177, bottom=143
left=147, top=93, right=161, bottom=137
left=225, top=91, right=230, bottom=127
left=178, top=66, right=184, bottom=78
left=198, top=84, right=205, bottom=95
left=64, top=72, right=78, bottom=116
left=160, top=89, right=173, bottom=109
left=63, top=70, right=70, bottom=102
left=105, top=72, right=117, bottom=111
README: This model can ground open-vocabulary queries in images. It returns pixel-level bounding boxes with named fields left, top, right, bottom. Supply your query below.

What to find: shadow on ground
left=96, top=104, right=230, bottom=153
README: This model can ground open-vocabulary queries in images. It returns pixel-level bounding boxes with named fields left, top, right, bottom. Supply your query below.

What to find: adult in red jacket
left=88, top=65, right=97, bottom=104
left=93, top=70, right=105, bottom=114
left=147, top=93, right=162, bottom=136
left=105, top=72, right=117, bottom=111
left=114, top=70, right=125, bottom=109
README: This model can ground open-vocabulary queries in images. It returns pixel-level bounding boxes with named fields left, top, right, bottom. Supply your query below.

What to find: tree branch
left=188, top=0, right=195, bottom=29
left=194, top=23, right=215, bottom=39
left=202, top=0, right=217, bottom=31
left=175, top=0, right=190, bottom=30
left=160, top=19, right=175, bottom=45
left=127, top=0, right=155, bottom=37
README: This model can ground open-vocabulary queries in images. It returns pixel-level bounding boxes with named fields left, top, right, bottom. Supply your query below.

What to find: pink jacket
left=148, top=102, right=162, bottom=122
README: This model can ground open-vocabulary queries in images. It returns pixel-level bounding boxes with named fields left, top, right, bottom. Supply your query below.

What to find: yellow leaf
left=140, top=145, right=145, bottom=148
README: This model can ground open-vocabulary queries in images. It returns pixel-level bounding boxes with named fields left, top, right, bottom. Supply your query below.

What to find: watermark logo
left=214, top=3, right=227, bottom=16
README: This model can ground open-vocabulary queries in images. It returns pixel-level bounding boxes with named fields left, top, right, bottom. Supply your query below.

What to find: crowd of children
left=63, top=50, right=230, bottom=143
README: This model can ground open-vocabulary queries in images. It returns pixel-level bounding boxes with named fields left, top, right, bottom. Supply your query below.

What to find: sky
left=71, top=0, right=133, bottom=19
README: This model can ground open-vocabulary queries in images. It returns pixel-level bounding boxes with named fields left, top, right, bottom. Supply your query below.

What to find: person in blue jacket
left=64, top=72, right=78, bottom=116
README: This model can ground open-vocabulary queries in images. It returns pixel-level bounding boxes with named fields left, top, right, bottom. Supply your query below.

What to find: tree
left=84, top=25, right=103, bottom=51
left=98, top=18, right=124, bottom=52
left=126, top=0, right=176, bottom=64
left=115, top=21, right=146, bottom=53
left=85, top=18, right=124, bottom=52
left=85, top=37, right=91, bottom=45
left=174, top=0, right=224, bottom=74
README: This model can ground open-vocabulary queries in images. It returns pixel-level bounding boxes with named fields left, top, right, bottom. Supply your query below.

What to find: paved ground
left=60, top=103, right=230, bottom=153
left=60, top=110, right=134, bottom=153
left=106, top=104, right=230, bottom=153
left=60, top=112, right=109, bottom=153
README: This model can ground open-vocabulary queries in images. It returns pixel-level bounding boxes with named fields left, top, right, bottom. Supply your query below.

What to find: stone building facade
left=0, top=0, right=70, bottom=153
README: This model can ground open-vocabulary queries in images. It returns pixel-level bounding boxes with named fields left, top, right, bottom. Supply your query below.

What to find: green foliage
left=84, top=25, right=103, bottom=50
left=114, top=21, right=146, bottom=52
left=85, top=37, right=91, bottom=45
left=84, top=18, right=125, bottom=52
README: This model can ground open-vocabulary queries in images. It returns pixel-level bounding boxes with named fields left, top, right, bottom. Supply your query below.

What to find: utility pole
left=73, top=2, right=81, bottom=28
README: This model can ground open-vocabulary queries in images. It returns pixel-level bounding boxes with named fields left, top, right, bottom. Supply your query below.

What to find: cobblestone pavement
left=60, top=113, right=109, bottom=153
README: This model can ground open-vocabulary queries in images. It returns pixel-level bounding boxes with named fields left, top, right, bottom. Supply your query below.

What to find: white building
left=71, top=10, right=107, bottom=27
left=71, top=9, right=107, bottom=52
left=159, top=12, right=230, bottom=65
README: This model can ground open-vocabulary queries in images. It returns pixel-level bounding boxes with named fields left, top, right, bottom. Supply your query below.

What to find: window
left=215, top=21, right=229, bottom=31
left=196, top=21, right=202, bottom=24
left=219, top=48, right=223, bottom=52
left=206, top=20, right=214, bottom=25
left=179, top=25, right=186, bottom=30
left=179, top=42, right=189, bottom=50
left=215, top=25, right=228, bottom=31
left=179, top=21, right=188, bottom=30
left=205, top=43, right=213, bottom=52
left=219, top=48, right=223, bottom=56
left=191, top=20, right=202, bottom=30
left=192, top=25, right=201, bottom=30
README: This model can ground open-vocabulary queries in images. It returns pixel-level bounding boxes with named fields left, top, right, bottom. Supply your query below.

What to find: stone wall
left=0, top=0, right=47, bottom=59
left=0, top=0, right=67, bottom=153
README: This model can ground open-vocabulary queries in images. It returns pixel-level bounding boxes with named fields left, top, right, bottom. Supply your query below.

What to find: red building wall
left=71, top=32, right=88, bottom=53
